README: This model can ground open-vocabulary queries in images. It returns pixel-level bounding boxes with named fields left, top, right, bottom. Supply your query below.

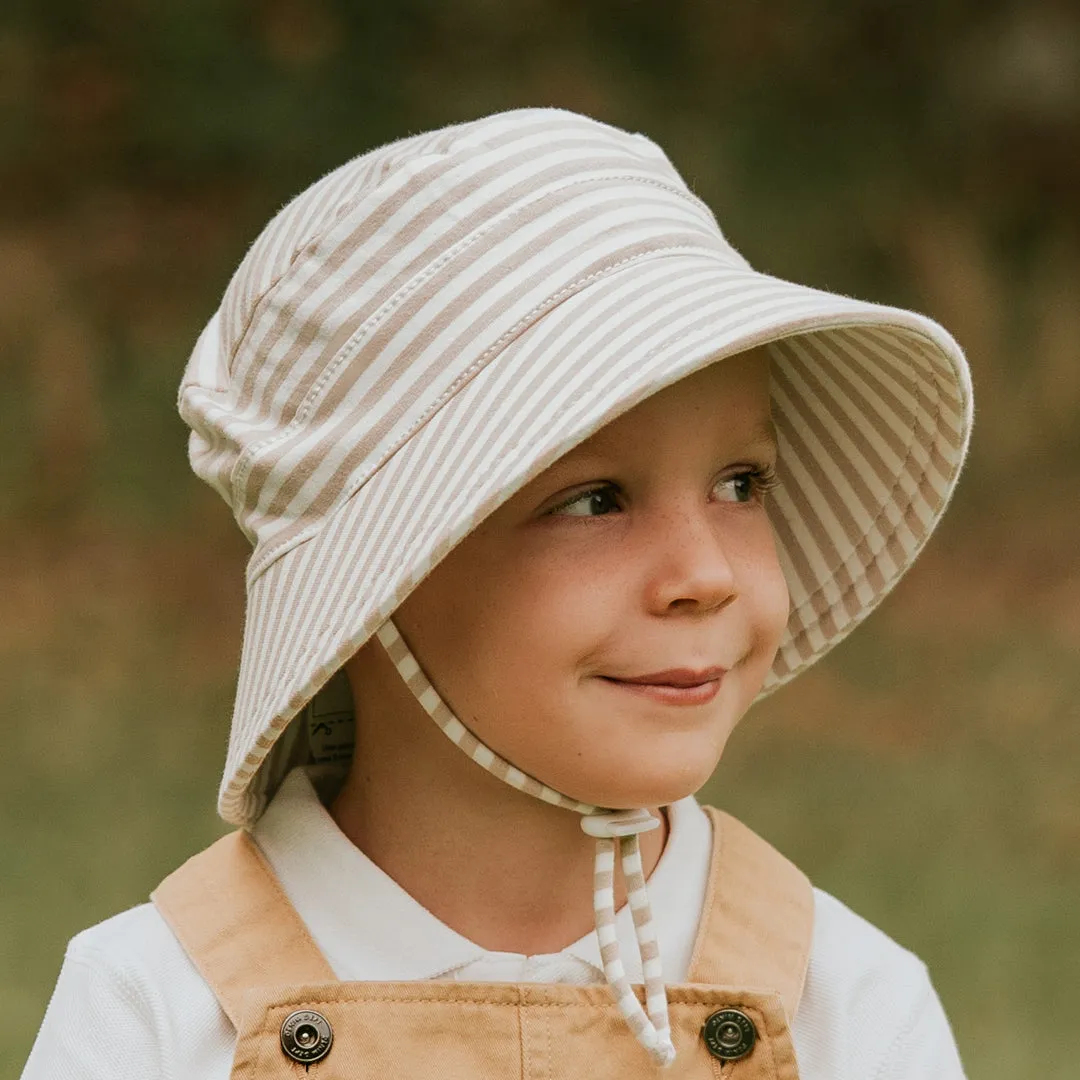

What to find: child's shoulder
left=64, top=901, right=196, bottom=983
left=808, top=885, right=929, bottom=985
left=801, top=887, right=963, bottom=1077
left=60, top=901, right=228, bottom=1033
left=22, top=905, right=230, bottom=1080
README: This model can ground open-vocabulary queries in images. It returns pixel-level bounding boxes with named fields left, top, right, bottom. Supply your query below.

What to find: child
left=22, top=108, right=972, bottom=1079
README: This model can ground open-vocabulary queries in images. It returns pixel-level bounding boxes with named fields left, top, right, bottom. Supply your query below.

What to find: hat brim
left=221, top=251, right=971, bottom=824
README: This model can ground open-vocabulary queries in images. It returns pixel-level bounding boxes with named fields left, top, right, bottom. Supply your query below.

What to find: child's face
left=389, top=347, right=789, bottom=808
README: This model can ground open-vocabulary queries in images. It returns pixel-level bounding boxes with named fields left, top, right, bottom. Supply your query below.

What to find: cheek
left=753, top=536, right=791, bottom=654
left=732, top=517, right=790, bottom=655
left=466, top=560, right=626, bottom=718
left=395, top=542, right=621, bottom=720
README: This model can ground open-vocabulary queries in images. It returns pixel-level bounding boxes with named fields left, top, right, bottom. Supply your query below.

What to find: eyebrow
left=744, top=419, right=779, bottom=453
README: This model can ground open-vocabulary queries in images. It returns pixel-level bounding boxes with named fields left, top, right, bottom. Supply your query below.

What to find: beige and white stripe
left=178, top=105, right=972, bottom=1057
left=376, top=619, right=676, bottom=1066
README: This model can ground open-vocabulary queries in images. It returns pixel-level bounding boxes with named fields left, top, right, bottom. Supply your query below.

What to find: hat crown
left=178, top=109, right=748, bottom=579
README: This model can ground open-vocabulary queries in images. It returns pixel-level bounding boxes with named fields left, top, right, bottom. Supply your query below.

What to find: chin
left=561, top=756, right=721, bottom=811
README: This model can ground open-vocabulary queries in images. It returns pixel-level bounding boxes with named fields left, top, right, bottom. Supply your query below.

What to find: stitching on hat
left=225, top=151, right=453, bottom=358
left=245, top=242, right=725, bottom=581
left=229, top=173, right=714, bottom=502
left=229, top=173, right=719, bottom=509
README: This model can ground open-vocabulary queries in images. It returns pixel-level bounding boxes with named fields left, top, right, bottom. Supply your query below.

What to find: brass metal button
left=702, top=1008, right=756, bottom=1062
left=280, top=1009, right=333, bottom=1064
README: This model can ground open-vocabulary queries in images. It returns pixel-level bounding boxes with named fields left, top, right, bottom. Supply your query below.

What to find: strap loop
left=581, top=808, right=660, bottom=838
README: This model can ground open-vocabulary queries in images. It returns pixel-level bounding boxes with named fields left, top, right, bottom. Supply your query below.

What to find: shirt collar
left=253, top=766, right=711, bottom=983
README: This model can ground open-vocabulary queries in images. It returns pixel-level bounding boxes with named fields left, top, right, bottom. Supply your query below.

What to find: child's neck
left=330, top=683, right=667, bottom=955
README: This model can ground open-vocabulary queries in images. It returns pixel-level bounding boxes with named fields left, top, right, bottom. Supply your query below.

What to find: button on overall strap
left=152, top=830, right=335, bottom=1027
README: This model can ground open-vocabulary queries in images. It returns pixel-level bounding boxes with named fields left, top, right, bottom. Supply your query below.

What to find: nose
left=642, top=502, right=738, bottom=616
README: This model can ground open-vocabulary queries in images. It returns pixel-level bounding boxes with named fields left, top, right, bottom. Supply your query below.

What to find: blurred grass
left=2, top=0, right=1080, bottom=1075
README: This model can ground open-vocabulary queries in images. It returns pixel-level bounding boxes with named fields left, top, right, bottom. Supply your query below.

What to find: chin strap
left=375, top=620, right=677, bottom=1069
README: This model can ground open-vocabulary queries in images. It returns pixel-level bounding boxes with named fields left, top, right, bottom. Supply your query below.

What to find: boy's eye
left=712, top=466, right=778, bottom=504
left=547, top=468, right=778, bottom=517
left=549, top=485, right=622, bottom=517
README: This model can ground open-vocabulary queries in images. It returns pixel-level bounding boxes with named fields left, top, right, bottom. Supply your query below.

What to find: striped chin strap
left=376, top=620, right=677, bottom=1068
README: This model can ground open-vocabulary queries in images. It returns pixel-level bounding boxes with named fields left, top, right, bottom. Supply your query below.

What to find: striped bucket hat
left=179, top=106, right=971, bottom=1059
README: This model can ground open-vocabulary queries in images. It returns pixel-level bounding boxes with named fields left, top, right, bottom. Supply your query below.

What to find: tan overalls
left=152, top=807, right=812, bottom=1079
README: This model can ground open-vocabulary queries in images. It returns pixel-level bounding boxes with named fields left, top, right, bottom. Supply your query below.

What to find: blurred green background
left=2, top=1, right=1079, bottom=1075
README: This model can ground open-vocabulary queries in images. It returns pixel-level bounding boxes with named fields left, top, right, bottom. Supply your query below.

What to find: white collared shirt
left=22, top=768, right=966, bottom=1079
left=256, top=768, right=710, bottom=986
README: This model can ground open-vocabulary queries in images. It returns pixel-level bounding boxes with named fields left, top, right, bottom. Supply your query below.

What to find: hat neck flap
left=375, top=618, right=677, bottom=1068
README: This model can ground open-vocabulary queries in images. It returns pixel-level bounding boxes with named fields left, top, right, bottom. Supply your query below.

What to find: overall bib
left=152, top=807, right=813, bottom=1080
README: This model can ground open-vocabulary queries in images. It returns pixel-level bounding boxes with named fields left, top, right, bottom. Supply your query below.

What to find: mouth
left=598, top=667, right=727, bottom=706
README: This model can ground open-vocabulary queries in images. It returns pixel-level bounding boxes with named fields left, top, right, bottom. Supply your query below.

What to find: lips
left=612, top=667, right=727, bottom=687
left=599, top=667, right=727, bottom=706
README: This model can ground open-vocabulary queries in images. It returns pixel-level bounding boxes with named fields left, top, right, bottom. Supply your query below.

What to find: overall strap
left=687, top=808, right=815, bottom=1023
left=151, top=831, right=335, bottom=1027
